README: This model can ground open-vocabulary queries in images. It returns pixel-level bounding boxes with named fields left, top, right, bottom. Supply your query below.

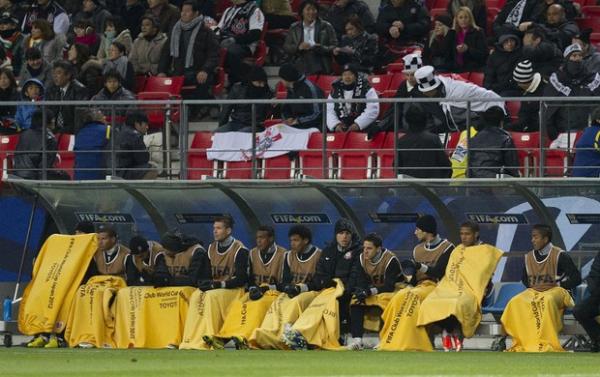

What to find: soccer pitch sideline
left=0, top=349, right=598, bottom=377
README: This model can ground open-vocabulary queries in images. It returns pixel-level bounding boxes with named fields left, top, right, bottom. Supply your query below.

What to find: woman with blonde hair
left=449, top=6, right=487, bottom=72
left=423, top=14, right=454, bottom=72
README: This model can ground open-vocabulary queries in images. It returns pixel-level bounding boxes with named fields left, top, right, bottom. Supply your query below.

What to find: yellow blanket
left=379, top=280, right=437, bottom=351
left=417, top=244, right=503, bottom=337
left=179, top=288, right=245, bottom=350
left=18, top=234, right=98, bottom=335
left=217, top=289, right=279, bottom=340
left=64, top=275, right=127, bottom=348
left=292, top=280, right=346, bottom=350
left=248, top=291, right=318, bottom=349
left=114, top=286, right=196, bottom=348
left=501, top=287, right=574, bottom=352
left=355, top=290, right=400, bottom=333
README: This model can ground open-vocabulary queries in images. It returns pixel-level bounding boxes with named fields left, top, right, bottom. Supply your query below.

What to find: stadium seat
left=510, top=131, right=540, bottom=177
left=506, top=101, right=521, bottom=123
left=575, top=17, right=600, bottom=32
left=136, top=92, right=181, bottom=130
left=316, top=75, right=337, bottom=96
left=429, top=8, right=449, bottom=20
left=433, top=0, right=450, bottom=8
left=187, top=132, right=218, bottom=179
left=367, top=75, right=392, bottom=95
left=468, top=71, right=484, bottom=86
left=582, top=5, right=600, bottom=18
left=212, top=48, right=228, bottom=97
left=243, top=23, right=269, bottom=67
left=222, top=160, right=254, bottom=179
left=443, top=131, right=462, bottom=155
left=541, top=131, right=582, bottom=177
left=484, top=282, right=526, bottom=314
left=299, top=132, right=347, bottom=178
left=262, top=154, right=295, bottom=179
left=337, top=132, right=386, bottom=179
left=386, top=62, right=404, bottom=73
left=377, top=132, right=406, bottom=178
left=275, top=81, right=287, bottom=99
left=143, top=76, right=184, bottom=95
left=215, top=0, right=233, bottom=18
left=134, top=75, right=147, bottom=93
left=591, top=33, right=600, bottom=45
left=487, top=8, right=500, bottom=36
left=0, top=134, right=19, bottom=180
left=55, top=133, right=75, bottom=179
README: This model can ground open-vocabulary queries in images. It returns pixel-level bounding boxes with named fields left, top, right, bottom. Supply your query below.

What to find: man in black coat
left=573, top=251, right=600, bottom=352
left=536, top=4, right=579, bottom=51
left=375, top=0, right=429, bottom=47
left=484, top=33, right=523, bottom=96
left=396, top=105, right=451, bottom=178
left=522, top=26, right=563, bottom=79
left=324, top=0, right=375, bottom=39
left=116, top=111, right=157, bottom=180
left=45, top=60, right=90, bottom=134
left=279, top=63, right=324, bottom=130
left=468, top=106, right=520, bottom=178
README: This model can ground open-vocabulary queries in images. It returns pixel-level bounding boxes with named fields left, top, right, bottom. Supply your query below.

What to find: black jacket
left=324, top=0, right=376, bottom=38
left=115, top=126, right=150, bottom=178
left=522, top=41, right=563, bottom=79
left=492, top=0, right=538, bottom=37
left=531, top=0, right=579, bottom=23
left=13, top=127, right=58, bottom=180
left=281, top=78, right=324, bottom=129
left=538, top=20, right=580, bottom=51
left=377, top=80, right=418, bottom=132
left=484, top=45, right=522, bottom=95
left=397, top=131, right=452, bottom=178
left=375, top=1, right=430, bottom=44
left=45, top=80, right=90, bottom=134
left=423, top=33, right=454, bottom=72
left=120, top=2, right=146, bottom=38
left=218, top=82, right=273, bottom=127
left=587, top=251, right=600, bottom=297
left=0, top=87, right=19, bottom=119
left=447, top=28, right=488, bottom=72
left=511, top=75, right=546, bottom=132
left=307, top=218, right=362, bottom=293
left=468, top=126, right=520, bottom=178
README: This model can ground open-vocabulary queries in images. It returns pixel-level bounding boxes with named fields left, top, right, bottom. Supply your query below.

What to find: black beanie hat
left=279, top=63, right=302, bottom=82
left=434, top=14, right=452, bottom=28
left=75, top=221, right=95, bottom=234
left=335, top=218, right=354, bottom=234
left=161, top=230, right=186, bottom=253
left=129, top=236, right=149, bottom=255
left=416, top=215, right=437, bottom=234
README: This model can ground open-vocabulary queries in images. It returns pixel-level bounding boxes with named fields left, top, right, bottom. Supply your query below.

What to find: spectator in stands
left=377, top=53, right=422, bottom=133
left=492, top=0, right=537, bottom=37
left=573, top=247, right=600, bottom=352
left=19, top=47, right=51, bottom=86
left=484, top=32, right=522, bottom=96
left=0, top=0, right=24, bottom=26
left=447, top=0, right=487, bottom=32
left=147, top=0, right=180, bottom=34
left=468, top=106, right=520, bottom=178
left=67, top=43, right=103, bottom=95
left=21, top=0, right=69, bottom=35
left=73, top=0, right=112, bottom=33
left=423, top=14, right=454, bottom=72
left=572, top=107, right=600, bottom=177
left=23, top=19, right=66, bottom=66
left=102, top=41, right=135, bottom=91
left=414, top=65, right=505, bottom=133
left=158, top=0, right=219, bottom=116
left=534, top=4, right=579, bottom=51
left=375, top=0, right=430, bottom=48
left=572, top=29, right=600, bottom=76
left=92, top=69, right=135, bottom=101
left=522, top=26, right=562, bottom=78
left=279, top=63, right=324, bottom=130
left=15, top=78, right=44, bottom=130
left=115, top=110, right=158, bottom=180
left=14, top=109, right=69, bottom=180
left=129, top=14, right=167, bottom=76
left=544, top=43, right=600, bottom=140
left=531, top=0, right=579, bottom=23
left=510, top=60, right=547, bottom=132
left=324, top=0, right=375, bottom=39
left=97, top=16, right=133, bottom=61
left=448, top=7, right=487, bottom=72
left=74, top=108, right=109, bottom=180
left=0, top=14, right=24, bottom=75
left=215, top=66, right=273, bottom=133
left=46, top=60, right=90, bottom=133
left=396, top=105, right=452, bottom=178
left=72, top=19, right=101, bottom=56
left=120, top=0, right=146, bottom=38
left=261, top=0, right=297, bottom=30
left=284, top=0, right=337, bottom=75
left=333, top=15, right=378, bottom=73
left=0, top=67, right=18, bottom=123
left=217, top=0, right=265, bottom=85
left=326, top=63, right=379, bottom=132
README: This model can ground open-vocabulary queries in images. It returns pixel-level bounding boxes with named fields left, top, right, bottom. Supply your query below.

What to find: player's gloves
left=283, top=284, right=301, bottom=298
left=353, top=288, right=369, bottom=304
left=248, top=286, right=264, bottom=301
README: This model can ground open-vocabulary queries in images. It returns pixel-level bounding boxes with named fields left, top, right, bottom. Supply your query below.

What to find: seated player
left=573, top=249, right=600, bottom=353
left=124, top=236, right=164, bottom=286
left=379, top=215, right=455, bottom=351
left=501, top=224, right=581, bottom=352
left=346, top=233, right=401, bottom=350
left=179, top=216, right=249, bottom=350
left=153, top=229, right=209, bottom=287
left=417, top=221, right=503, bottom=352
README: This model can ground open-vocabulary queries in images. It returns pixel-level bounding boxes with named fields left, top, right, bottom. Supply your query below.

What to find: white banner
left=207, top=124, right=319, bottom=162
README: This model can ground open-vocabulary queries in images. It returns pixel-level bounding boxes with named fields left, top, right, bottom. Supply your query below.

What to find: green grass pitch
left=0, top=349, right=598, bottom=377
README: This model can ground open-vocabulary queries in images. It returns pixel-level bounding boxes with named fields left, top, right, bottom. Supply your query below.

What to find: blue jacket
left=573, top=125, right=600, bottom=177
left=15, top=78, right=45, bottom=131
left=74, top=121, right=109, bottom=180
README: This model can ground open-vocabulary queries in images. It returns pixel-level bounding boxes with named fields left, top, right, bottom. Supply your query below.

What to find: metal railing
left=1, top=96, right=599, bottom=181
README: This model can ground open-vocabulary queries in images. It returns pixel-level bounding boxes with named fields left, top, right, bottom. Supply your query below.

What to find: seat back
left=316, top=75, right=338, bottom=96
left=492, top=282, right=526, bottom=310
left=377, top=132, right=406, bottom=178
left=510, top=131, right=540, bottom=177
left=299, top=132, right=348, bottom=178
left=506, top=101, right=521, bottom=123
left=338, top=132, right=386, bottom=179
left=468, top=71, right=484, bottom=86
left=143, top=76, right=184, bottom=96
left=187, top=132, right=216, bottom=179
left=367, top=75, right=392, bottom=95
left=0, top=134, right=20, bottom=179
left=55, top=133, right=75, bottom=179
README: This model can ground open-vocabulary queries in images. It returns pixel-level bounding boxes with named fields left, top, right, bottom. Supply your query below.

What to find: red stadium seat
left=54, top=133, right=75, bottom=179
left=377, top=132, right=406, bottom=178
left=506, top=101, right=521, bottom=123
left=223, top=160, right=254, bottom=179
left=187, top=132, right=218, bottom=179
left=510, top=131, right=540, bottom=177
left=429, top=8, right=449, bottom=20
left=316, top=75, right=338, bottom=96
left=386, top=62, right=404, bottom=73
left=487, top=7, right=500, bottom=35
left=576, top=17, right=600, bottom=32
left=0, top=134, right=20, bottom=180
left=468, top=71, right=484, bottom=86
left=216, top=0, right=233, bottom=18
left=136, top=92, right=181, bottom=130
left=582, top=5, right=600, bottom=18
left=433, top=0, right=450, bottom=8
left=389, top=73, right=406, bottom=93
left=262, top=154, right=295, bottom=179
left=591, top=33, right=600, bottom=45
left=337, top=132, right=386, bottom=179
left=299, top=132, right=347, bottom=178
left=143, top=76, right=184, bottom=95
left=443, top=131, right=462, bottom=155
left=276, top=81, right=287, bottom=99
left=134, top=75, right=147, bottom=93
left=367, top=75, right=392, bottom=95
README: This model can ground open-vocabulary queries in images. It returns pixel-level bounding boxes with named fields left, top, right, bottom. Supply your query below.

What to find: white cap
left=415, top=66, right=441, bottom=92
left=402, top=53, right=423, bottom=73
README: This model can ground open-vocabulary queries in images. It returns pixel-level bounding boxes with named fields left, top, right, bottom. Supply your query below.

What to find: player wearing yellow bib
left=86, top=225, right=130, bottom=280
left=346, top=233, right=401, bottom=350
left=152, top=230, right=210, bottom=287
left=124, top=236, right=164, bottom=286
left=501, top=224, right=581, bottom=352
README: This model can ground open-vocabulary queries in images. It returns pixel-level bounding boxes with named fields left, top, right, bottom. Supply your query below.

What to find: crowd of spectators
left=0, top=0, right=599, bottom=180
